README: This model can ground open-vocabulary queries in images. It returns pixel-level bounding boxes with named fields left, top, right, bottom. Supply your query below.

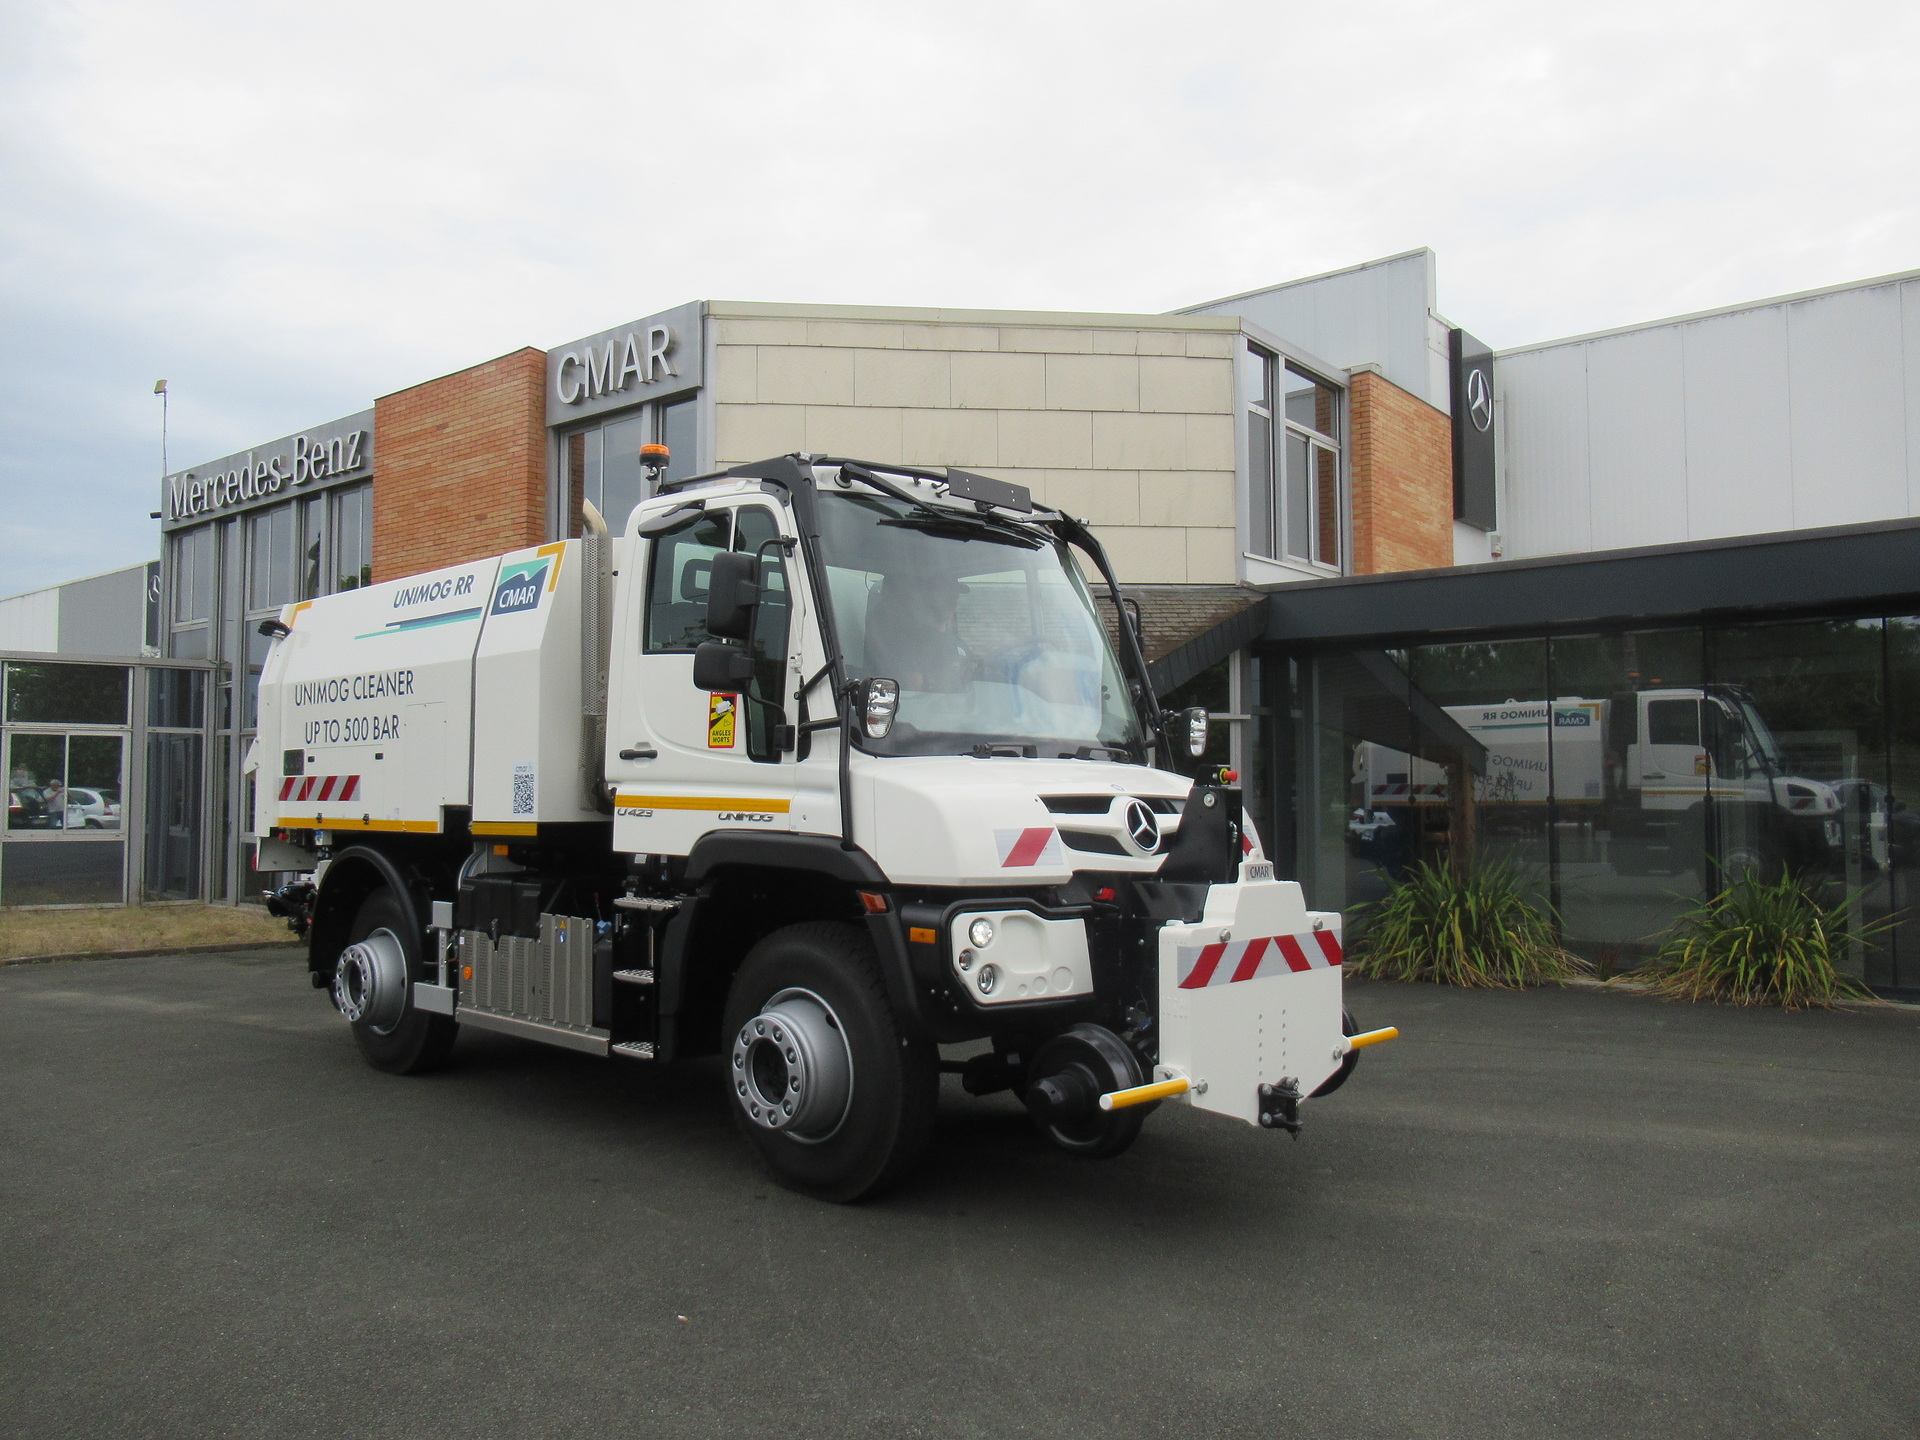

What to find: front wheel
left=722, top=922, right=937, bottom=1203
left=334, top=887, right=457, bottom=1075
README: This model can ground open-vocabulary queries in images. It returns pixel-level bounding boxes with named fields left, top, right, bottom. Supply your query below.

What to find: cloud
left=2, top=0, right=1916, bottom=593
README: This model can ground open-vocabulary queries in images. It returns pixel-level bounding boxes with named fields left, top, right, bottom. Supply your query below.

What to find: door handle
left=618, top=747, right=657, bottom=761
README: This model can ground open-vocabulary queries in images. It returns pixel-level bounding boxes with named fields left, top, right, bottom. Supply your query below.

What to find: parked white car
left=64, top=787, right=122, bottom=829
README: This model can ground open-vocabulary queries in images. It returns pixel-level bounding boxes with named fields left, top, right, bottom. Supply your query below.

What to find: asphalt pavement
left=1, top=950, right=1915, bottom=1439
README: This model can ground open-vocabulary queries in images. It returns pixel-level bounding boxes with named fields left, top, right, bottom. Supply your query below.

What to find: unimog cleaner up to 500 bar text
left=254, top=453, right=1392, bottom=1199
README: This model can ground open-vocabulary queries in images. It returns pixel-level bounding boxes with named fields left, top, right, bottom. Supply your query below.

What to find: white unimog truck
left=253, top=454, right=1387, bottom=1200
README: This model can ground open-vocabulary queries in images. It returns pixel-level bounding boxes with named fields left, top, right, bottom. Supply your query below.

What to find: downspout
left=580, top=497, right=614, bottom=814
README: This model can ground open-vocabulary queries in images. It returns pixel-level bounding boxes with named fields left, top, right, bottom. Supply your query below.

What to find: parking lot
left=1, top=950, right=1914, bottom=1439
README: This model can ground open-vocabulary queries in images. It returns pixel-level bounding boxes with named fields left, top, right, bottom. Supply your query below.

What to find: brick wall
left=1348, top=367, right=1454, bottom=575
left=372, top=348, right=548, bottom=582
left=709, top=305, right=1242, bottom=583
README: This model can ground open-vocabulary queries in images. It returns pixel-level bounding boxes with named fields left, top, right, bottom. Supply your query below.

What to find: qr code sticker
left=511, top=763, right=536, bottom=817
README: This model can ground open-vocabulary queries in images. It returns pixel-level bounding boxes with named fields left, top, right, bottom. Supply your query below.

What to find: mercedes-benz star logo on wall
left=1466, top=366, right=1493, bottom=432
left=1124, top=800, right=1161, bottom=853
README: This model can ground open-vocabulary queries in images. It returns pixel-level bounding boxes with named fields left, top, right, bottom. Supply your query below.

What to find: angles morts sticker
left=707, top=693, right=737, bottom=749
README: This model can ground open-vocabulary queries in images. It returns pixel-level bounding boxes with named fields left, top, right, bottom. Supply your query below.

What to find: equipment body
left=254, top=455, right=1371, bottom=1199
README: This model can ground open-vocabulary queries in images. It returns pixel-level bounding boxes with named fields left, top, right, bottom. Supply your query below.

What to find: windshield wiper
left=835, top=462, right=1046, bottom=548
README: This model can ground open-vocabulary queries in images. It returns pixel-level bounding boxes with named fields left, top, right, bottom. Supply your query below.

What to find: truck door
left=610, top=501, right=800, bottom=856
left=1640, top=693, right=1708, bottom=810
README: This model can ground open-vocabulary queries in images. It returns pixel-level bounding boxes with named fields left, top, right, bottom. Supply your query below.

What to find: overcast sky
left=2, top=0, right=1915, bottom=596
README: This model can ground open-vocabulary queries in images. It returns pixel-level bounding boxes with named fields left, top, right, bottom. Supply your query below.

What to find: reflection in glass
left=5, top=662, right=130, bottom=725
left=1, top=839, right=124, bottom=905
left=1283, top=365, right=1338, bottom=439
left=1285, top=433, right=1311, bottom=561
left=597, top=416, right=648, bottom=534
left=333, top=485, right=372, bottom=591
left=144, top=731, right=203, bottom=899
left=661, top=398, right=697, bottom=488
left=7, top=733, right=66, bottom=829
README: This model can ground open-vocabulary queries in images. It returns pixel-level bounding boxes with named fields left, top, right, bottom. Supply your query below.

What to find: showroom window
left=1244, top=343, right=1344, bottom=570
left=563, top=395, right=699, bottom=537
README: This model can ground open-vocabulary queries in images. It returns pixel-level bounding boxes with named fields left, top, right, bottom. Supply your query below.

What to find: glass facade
left=562, top=395, right=699, bottom=537
left=1281, top=612, right=1920, bottom=993
left=1, top=659, right=211, bottom=907
left=164, top=478, right=372, bottom=901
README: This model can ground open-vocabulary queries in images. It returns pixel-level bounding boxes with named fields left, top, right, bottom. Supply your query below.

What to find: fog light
left=976, top=964, right=998, bottom=995
left=957, top=948, right=974, bottom=971
left=862, top=677, right=899, bottom=739
left=968, top=918, right=995, bottom=948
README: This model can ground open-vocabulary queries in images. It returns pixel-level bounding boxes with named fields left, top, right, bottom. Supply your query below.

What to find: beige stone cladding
left=711, top=302, right=1239, bottom=584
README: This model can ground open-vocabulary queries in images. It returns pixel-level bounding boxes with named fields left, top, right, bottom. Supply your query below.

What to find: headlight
left=975, top=964, right=998, bottom=995
left=968, top=918, right=995, bottom=948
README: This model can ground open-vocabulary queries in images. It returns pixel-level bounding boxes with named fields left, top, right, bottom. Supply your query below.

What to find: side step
left=611, top=1041, right=656, bottom=1061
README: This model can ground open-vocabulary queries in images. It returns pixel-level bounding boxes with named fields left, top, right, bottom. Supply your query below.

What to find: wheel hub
left=333, top=928, right=408, bottom=1034
left=731, top=988, right=853, bottom=1142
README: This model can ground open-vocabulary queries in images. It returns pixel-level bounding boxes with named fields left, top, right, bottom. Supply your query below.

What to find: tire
left=722, top=922, right=937, bottom=1203
left=1310, top=1006, right=1360, bottom=1098
left=334, top=887, right=458, bottom=1076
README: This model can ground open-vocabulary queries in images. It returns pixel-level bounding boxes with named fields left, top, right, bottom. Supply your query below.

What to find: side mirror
left=1182, top=706, right=1209, bottom=759
left=692, top=641, right=755, bottom=692
left=857, top=678, right=900, bottom=739
left=705, top=551, right=760, bottom=639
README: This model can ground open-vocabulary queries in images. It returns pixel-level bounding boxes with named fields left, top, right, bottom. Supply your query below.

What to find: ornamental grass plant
left=1637, top=873, right=1878, bottom=1010
left=1346, top=858, right=1587, bottom=988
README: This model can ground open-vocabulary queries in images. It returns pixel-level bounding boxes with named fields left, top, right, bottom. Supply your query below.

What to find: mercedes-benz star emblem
left=1124, top=800, right=1161, bottom=853
left=1466, top=366, right=1493, bottom=433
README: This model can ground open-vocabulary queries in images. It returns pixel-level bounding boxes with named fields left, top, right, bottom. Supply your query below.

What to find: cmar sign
left=161, top=409, right=374, bottom=530
left=546, top=301, right=703, bottom=425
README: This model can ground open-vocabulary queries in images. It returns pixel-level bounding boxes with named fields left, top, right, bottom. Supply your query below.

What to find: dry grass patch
left=0, top=903, right=296, bottom=962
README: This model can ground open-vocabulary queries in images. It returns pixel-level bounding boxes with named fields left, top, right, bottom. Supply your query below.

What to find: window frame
left=1240, top=334, right=1349, bottom=578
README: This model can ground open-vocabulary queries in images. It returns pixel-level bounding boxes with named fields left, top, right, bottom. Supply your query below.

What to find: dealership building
left=6, top=248, right=1920, bottom=994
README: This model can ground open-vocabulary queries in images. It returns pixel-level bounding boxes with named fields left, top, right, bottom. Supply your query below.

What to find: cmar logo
left=490, top=559, right=550, bottom=616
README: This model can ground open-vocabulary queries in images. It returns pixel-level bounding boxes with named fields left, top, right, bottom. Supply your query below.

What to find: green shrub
left=1638, top=874, right=1878, bottom=1009
left=1347, top=858, right=1586, bottom=988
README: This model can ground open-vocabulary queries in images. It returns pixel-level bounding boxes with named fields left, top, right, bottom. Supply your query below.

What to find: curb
left=0, top=939, right=305, bottom=967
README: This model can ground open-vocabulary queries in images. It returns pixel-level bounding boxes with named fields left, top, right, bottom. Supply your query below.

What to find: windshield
left=815, top=490, right=1144, bottom=757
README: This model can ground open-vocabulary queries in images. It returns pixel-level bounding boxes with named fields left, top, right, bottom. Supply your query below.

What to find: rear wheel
left=334, top=887, right=457, bottom=1075
left=722, top=922, right=937, bottom=1203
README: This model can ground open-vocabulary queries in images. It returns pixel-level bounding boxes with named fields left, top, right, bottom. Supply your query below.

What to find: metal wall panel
left=1907, top=281, right=1920, bottom=516
left=56, top=566, right=148, bottom=657
left=1182, top=251, right=1440, bottom=405
left=1498, top=343, right=1590, bottom=558
left=1681, top=305, right=1793, bottom=540
left=0, top=589, right=60, bottom=652
left=1786, top=284, right=1907, bottom=528
left=1583, top=325, right=1688, bottom=552
left=1500, top=273, right=1920, bottom=559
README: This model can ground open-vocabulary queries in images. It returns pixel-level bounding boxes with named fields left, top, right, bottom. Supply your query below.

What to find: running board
left=456, top=1007, right=609, bottom=1056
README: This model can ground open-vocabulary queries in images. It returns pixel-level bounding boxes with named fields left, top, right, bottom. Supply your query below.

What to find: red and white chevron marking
left=278, top=775, right=361, bottom=803
left=1175, top=930, right=1342, bottom=989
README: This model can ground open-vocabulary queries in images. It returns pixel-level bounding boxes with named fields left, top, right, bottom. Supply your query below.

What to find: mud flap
left=1154, top=869, right=1345, bottom=1127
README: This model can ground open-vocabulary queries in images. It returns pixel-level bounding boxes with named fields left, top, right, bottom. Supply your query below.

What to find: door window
left=644, top=510, right=731, bottom=654
left=732, top=507, right=792, bottom=764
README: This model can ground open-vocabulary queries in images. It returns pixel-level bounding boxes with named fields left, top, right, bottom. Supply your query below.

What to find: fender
left=310, top=844, right=432, bottom=986
left=658, top=832, right=939, bottom=1046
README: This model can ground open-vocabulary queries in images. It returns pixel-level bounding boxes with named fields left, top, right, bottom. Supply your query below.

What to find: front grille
left=1060, top=829, right=1128, bottom=856
left=1041, top=795, right=1114, bottom=815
